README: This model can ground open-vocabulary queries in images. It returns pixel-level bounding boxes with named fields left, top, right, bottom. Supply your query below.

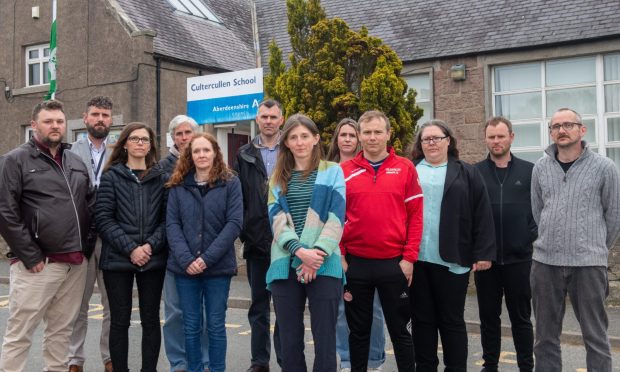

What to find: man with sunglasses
left=531, top=108, right=620, bottom=372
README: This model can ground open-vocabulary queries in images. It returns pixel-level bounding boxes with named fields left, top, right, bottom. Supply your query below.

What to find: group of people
left=0, top=96, right=617, bottom=372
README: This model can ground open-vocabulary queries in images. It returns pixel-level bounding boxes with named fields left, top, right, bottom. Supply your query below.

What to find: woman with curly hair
left=165, top=133, right=243, bottom=372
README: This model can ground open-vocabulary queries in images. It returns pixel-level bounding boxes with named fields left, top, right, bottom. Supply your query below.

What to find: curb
left=1, top=276, right=618, bottom=349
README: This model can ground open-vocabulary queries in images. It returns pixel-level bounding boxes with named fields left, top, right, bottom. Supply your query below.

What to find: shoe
left=247, top=365, right=269, bottom=372
left=340, top=369, right=351, bottom=372
left=68, top=365, right=83, bottom=372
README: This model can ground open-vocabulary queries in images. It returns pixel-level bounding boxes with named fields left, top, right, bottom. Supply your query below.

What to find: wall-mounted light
left=32, top=6, right=40, bottom=19
left=450, top=64, right=467, bottom=81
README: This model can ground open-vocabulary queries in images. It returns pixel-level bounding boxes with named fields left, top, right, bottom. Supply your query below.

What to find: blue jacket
left=166, top=170, right=243, bottom=276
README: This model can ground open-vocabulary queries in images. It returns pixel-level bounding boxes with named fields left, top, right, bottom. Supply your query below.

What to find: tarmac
left=1, top=259, right=618, bottom=349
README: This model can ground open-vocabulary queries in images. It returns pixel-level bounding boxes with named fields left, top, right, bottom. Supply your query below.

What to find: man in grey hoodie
left=531, top=108, right=620, bottom=372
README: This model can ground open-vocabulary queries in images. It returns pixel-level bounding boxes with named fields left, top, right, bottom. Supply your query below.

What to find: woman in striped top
left=267, top=114, right=346, bottom=372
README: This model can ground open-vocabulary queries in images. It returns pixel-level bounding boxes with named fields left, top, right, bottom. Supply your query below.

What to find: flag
left=45, top=0, right=57, bottom=100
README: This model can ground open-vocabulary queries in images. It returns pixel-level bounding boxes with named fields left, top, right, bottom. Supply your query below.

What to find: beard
left=87, top=123, right=110, bottom=139
left=39, top=133, right=64, bottom=148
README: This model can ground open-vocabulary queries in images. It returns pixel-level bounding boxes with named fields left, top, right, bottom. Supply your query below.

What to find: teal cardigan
left=266, top=160, right=346, bottom=286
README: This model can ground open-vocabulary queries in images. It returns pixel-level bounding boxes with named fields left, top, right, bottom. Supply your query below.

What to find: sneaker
left=340, top=369, right=351, bottom=372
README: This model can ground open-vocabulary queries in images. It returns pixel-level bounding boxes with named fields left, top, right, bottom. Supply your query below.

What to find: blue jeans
left=163, top=270, right=209, bottom=371
left=336, top=290, right=386, bottom=369
left=176, top=274, right=232, bottom=372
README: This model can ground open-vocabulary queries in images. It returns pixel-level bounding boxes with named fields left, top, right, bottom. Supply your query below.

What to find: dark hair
left=484, top=116, right=513, bottom=133
left=86, top=96, right=113, bottom=111
left=32, top=100, right=64, bottom=121
left=358, top=110, right=391, bottom=132
left=327, top=118, right=360, bottom=162
left=104, top=122, right=158, bottom=176
left=410, top=120, right=459, bottom=161
left=258, top=99, right=282, bottom=114
left=166, top=133, right=233, bottom=188
left=271, top=114, right=323, bottom=195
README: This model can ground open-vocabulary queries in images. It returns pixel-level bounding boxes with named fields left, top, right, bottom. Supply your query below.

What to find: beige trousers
left=67, top=239, right=111, bottom=366
left=0, top=260, right=87, bottom=372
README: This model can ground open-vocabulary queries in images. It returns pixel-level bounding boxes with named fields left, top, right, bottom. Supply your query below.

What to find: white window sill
left=13, top=85, right=50, bottom=96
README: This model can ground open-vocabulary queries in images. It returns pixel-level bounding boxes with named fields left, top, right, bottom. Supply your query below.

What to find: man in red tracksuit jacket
left=340, top=110, right=423, bottom=372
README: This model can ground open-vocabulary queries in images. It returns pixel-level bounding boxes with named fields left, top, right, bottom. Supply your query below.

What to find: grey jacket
left=0, top=140, right=94, bottom=268
left=531, top=141, right=620, bottom=267
left=70, top=137, right=112, bottom=187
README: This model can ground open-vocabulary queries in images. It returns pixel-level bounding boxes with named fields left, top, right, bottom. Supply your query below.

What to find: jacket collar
left=544, top=140, right=590, bottom=164
left=351, top=147, right=396, bottom=170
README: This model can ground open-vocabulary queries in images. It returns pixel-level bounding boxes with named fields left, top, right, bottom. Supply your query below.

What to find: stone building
left=1, top=0, right=620, bottom=300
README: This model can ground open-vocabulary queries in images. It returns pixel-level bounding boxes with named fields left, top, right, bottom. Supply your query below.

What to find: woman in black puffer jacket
left=96, top=122, right=168, bottom=372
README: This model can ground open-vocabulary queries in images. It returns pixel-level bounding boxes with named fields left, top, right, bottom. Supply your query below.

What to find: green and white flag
left=45, top=0, right=57, bottom=100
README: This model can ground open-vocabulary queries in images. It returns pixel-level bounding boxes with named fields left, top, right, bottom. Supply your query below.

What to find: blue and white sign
left=187, top=68, right=264, bottom=124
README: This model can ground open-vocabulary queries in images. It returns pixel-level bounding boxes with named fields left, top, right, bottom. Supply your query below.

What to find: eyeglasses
left=127, top=136, right=151, bottom=144
left=549, top=122, right=582, bottom=132
left=421, top=136, right=448, bottom=144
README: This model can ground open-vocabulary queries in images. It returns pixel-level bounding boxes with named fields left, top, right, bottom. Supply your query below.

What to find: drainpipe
left=155, top=56, right=161, bottom=150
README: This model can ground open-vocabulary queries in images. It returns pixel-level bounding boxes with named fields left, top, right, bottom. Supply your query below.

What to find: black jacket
left=0, top=140, right=94, bottom=268
left=159, top=151, right=178, bottom=178
left=233, top=141, right=273, bottom=259
left=96, top=163, right=168, bottom=272
left=416, top=157, right=496, bottom=267
left=475, top=154, right=536, bottom=264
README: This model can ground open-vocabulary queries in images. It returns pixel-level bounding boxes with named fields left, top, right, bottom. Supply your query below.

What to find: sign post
left=187, top=68, right=264, bottom=124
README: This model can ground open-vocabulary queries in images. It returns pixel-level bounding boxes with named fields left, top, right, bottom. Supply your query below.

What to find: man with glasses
left=67, top=96, right=114, bottom=372
left=475, top=116, right=535, bottom=372
left=531, top=108, right=620, bottom=372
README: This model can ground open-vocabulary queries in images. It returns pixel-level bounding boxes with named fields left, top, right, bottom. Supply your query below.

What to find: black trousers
left=410, top=261, right=469, bottom=372
left=103, top=269, right=165, bottom=372
left=246, top=257, right=281, bottom=367
left=474, top=261, right=534, bottom=372
left=270, top=268, right=341, bottom=372
left=345, top=255, right=414, bottom=372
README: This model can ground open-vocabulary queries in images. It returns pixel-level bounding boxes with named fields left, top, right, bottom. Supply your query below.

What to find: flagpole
left=46, top=0, right=57, bottom=100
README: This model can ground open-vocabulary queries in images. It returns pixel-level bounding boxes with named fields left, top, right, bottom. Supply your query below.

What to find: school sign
left=187, top=68, right=264, bottom=124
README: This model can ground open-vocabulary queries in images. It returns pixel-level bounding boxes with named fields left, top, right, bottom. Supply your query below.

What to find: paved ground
left=0, top=260, right=619, bottom=370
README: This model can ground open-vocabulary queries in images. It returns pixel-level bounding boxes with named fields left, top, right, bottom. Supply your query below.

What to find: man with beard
left=531, top=108, right=620, bottom=371
left=67, top=96, right=114, bottom=372
left=0, top=100, right=92, bottom=371
left=474, top=116, right=535, bottom=372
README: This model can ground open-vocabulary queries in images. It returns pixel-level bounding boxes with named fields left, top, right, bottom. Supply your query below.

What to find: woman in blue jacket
left=166, top=133, right=242, bottom=372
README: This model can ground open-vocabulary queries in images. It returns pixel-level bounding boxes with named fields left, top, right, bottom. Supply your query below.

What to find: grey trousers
left=530, top=261, right=611, bottom=372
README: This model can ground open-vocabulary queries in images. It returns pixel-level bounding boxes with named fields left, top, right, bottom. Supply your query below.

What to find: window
left=25, top=127, right=34, bottom=143
left=492, top=53, right=620, bottom=168
left=26, top=44, right=50, bottom=87
left=166, top=0, right=220, bottom=22
left=404, top=73, right=433, bottom=124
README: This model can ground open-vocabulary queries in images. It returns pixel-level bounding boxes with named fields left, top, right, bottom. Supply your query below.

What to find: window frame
left=491, top=53, right=620, bottom=166
left=25, top=44, right=50, bottom=88
left=166, top=0, right=220, bottom=22
left=404, top=71, right=434, bottom=124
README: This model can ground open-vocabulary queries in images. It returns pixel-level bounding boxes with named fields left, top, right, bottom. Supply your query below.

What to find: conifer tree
left=265, top=0, right=423, bottom=151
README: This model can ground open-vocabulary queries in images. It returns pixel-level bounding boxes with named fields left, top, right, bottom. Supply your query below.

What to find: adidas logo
left=400, top=292, right=408, bottom=299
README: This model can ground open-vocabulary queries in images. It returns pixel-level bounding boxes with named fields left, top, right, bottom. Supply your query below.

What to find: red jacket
left=340, top=148, right=423, bottom=262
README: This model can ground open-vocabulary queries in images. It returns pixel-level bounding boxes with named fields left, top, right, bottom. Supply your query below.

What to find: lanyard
left=90, top=148, right=106, bottom=186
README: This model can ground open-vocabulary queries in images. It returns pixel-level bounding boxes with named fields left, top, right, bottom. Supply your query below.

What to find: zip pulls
left=40, top=151, right=84, bottom=251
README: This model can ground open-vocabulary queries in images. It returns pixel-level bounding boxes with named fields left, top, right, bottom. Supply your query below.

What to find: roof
left=256, top=0, right=620, bottom=65
left=115, top=0, right=256, bottom=71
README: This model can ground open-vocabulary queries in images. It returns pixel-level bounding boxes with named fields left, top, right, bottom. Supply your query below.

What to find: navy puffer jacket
left=96, top=163, right=168, bottom=272
left=166, top=170, right=243, bottom=276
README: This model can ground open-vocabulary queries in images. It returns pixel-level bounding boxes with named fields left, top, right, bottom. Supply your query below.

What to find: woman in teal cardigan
left=267, top=114, right=345, bottom=372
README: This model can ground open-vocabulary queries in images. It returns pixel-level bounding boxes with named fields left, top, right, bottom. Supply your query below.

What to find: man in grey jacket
left=67, top=96, right=114, bottom=372
left=0, top=100, right=92, bottom=371
left=531, top=108, right=620, bottom=372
